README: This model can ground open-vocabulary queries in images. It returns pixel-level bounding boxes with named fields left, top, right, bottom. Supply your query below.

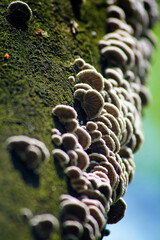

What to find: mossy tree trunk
left=0, top=0, right=108, bottom=239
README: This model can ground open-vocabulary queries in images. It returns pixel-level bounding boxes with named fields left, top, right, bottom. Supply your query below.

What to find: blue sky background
left=103, top=19, right=160, bottom=240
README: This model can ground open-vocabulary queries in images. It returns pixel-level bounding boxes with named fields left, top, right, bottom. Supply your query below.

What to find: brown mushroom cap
left=82, top=198, right=105, bottom=214
left=74, top=88, right=86, bottom=102
left=107, top=17, right=133, bottom=35
left=76, top=69, right=104, bottom=92
left=89, top=205, right=106, bottom=230
left=75, top=127, right=91, bottom=150
left=64, top=119, right=79, bottom=133
left=65, top=166, right=82, bottom=179
left=82, top=90, right=104, bottom=119
left=74, top=58, right=85, bottom=69
left=89, top=153, right=108, bottom=163
left=52, top=149, right=70, bottom=164
left=107, top=198, right=127, bottom=224
left=104, top=102, right=120, bottom=118
left=105, top=68, right=123, bottom=85
left=51, top=134, right=62, bottom=146
left=82, top=223, right=95, bottom=240
left=82, top=189, right=107, bottom=208
left=100, top=161, right=118, bottom=188
left=107, top=5, right=126, bottom=21
left=75, top=149, right=90, bottom=171
left=51, top=128, right=61, bottom=135
left=25, top=145, right=42, bottom=170
left=90, top=139, right=109, bottom=156
left=62, top=220, right=83, bottom=239
left=52, top=105, right=77, bottom=121
left=62, top=133, right=78, bottom=151
left=86, top=121, right=98, bottom=132
left=60, top=198, right=89, bottom=223
left=67, top=150, right=78, bottom=162
left=101, top=45, right=128, bottom=68
left=6, top=135, right=50, bottom=171
left=75, top=83, right=92, bottom=91
left=6, top=135, right=31, bottom=153
left=87, top=215, right=101, bottom=239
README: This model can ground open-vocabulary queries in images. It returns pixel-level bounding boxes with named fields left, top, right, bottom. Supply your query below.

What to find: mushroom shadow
left=10, top=152, right=39, bottom=188
left=70, top=0, right=81, bottom=20
left=6, top=15, right=28, bottom=30
left=73, top=99, right=87, bottom=126
left=53, top=157, right=65, bottom=179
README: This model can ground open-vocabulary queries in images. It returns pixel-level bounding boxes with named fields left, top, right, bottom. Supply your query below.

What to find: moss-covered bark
left=0, top=0, right=107, bottom=239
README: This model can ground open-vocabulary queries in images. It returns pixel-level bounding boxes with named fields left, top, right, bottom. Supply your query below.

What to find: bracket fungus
left=51, top=0, right=158, bottom=238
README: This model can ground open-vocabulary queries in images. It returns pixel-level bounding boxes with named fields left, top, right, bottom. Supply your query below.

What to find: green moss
left=0, top=0, right=107, bottom=239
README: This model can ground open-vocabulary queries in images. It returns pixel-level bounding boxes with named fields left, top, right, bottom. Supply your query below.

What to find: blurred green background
left=104, top=14, right=160, bottom=240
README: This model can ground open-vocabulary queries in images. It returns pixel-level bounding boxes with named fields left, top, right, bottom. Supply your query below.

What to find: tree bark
left=0, top=0, right=108, bottom=239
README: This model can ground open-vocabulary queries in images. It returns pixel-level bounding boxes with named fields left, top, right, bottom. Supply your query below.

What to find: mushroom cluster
left=6, top=135, right=50, bottom=172
left=51, top=1, right=158, bottom=239
left=5, top=0, right=158, bottom=239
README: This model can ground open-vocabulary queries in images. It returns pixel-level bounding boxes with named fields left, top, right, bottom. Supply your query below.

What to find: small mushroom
left=52, top=105, right=77, bottom=121
left=75, top=149, right=90, bottom=171
left=107, top=5, right=126, bottom=21
left=75, top=83, right=92, bottom=90
left=89, top=153, right=108, bottom=163
left=52, top=149, right=70, bottom=165
left=62, top=220, right=83, bottom=239
left=29, top=213, right=59, bottom=239
left=89, top=205, right=106, bottom=230
left=82, top=90, right=104, bottom=119
left=105, top=68, right=123, bottom=85
left=51, top=134, right=62, bottom=146
left=86, top=121, right=98, bottom=132
left=107, top=198, right=127, bottom=224
left=90, top=139, right=109, bottom=157
left=74, top=88, right=86, bottom=102
left=76, top=69, right=104, bottom=92
left=7, top=1, right=32, bottom=24
left=101, top=45, right=128, bottom=68
left=60, top=197, right=89, bottom=223
left=62, top=133, right=78, bottom=151
left=65, top=166, right=82, bottom=179
left=20, top=207, right=33, bottom=222
left=107, top=18, right=133, bottom=35
left=75, top=127, right=91, bottom=150
left=74, top=58, right=85, bottom=69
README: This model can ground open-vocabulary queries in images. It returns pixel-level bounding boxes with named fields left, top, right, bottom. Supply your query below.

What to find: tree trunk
left=0, top=0, right=107, bottom=239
